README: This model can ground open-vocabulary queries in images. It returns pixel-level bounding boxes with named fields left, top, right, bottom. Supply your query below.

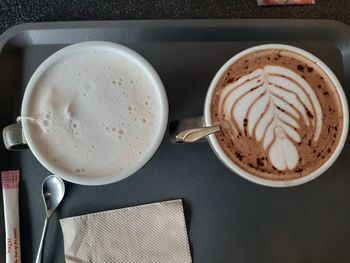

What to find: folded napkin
left=60, top=199, right=192, bottom=263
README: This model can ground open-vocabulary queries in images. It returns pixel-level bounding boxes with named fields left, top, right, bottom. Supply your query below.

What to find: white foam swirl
left=218, top=65, right=323, bottom=171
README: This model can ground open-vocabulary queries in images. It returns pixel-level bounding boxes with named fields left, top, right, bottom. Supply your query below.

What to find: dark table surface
left=0, top=0, right=350, bottom=34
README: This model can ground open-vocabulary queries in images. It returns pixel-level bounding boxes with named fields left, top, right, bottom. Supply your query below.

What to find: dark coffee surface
left=211, top=49, right=344, bottom=180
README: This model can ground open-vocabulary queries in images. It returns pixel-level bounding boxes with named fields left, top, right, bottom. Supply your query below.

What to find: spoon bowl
left=42, top=175, right=65, bottom=218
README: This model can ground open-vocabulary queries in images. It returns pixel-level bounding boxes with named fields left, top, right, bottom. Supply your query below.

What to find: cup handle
left=2, top=122, right=28, bottom=150
left=169, top=116, right=220, bottom=143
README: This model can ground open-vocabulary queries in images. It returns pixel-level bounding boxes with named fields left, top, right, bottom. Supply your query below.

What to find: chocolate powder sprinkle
left=297, top=65, right=305, bottom=72
left=235, top=152, right=244, bottom=161
left=306, top=110, right=314, bottom=119
left=227, top=78, right=235, bottom=83
left=243, top=118, right=248, bottom=127
left=257, top=158, right=264, bottom=167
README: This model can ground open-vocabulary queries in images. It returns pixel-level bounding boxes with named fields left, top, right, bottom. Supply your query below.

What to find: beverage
left=210, top=48, right=344, bottom=180
left=22, top=42, right=167, bottom=181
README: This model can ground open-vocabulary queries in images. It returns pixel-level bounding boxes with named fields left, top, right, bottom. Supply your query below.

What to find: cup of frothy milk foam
left=3, top=41, right=168, bottom=185
left=172, top=44, right=348, bottom=187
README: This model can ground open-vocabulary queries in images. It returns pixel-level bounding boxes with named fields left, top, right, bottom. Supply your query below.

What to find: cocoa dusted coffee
left=211, top=49, right=344, bottom=180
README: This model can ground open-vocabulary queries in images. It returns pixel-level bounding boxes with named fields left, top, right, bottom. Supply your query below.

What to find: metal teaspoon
left=35, top=175, right=65, bottom=263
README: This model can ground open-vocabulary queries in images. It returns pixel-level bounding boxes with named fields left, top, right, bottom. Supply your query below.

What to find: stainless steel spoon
left=175, top=126, right=221, bottom=143
left=35, top=175, right=65, bottom=263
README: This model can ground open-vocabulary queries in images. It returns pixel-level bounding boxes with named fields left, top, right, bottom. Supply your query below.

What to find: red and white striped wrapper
left=1, top=170, right=20, bottom=189
left=1, top=170, right=21, bottom=263
left=258, top=0, right=315, bottom=5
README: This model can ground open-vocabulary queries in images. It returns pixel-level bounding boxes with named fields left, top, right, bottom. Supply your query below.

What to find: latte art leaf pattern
left=218, top=65, right=323, bottom=171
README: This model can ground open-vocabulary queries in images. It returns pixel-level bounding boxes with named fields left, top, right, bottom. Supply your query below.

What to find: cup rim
left=204, top=44, right=349, bottom=187
left=21, top=41, right=168, bottom=185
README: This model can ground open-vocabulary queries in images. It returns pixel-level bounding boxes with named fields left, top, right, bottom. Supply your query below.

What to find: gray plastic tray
left=1, top=20, right=350, bottom=263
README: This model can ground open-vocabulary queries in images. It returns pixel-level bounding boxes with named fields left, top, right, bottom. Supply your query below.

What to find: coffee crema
left=211, top=49, right=343, bottom=180
left=26, top=47, right=163, bottom=177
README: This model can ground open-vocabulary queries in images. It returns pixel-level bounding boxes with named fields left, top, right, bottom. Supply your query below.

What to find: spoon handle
left=175, top=126, right=220, bottom=143
left=35, top=217, right=49, bottom=263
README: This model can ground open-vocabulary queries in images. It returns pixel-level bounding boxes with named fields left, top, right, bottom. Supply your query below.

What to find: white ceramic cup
left=3, top=41, right=168, bottom=185
left=201, top=44, right=348, bottom=187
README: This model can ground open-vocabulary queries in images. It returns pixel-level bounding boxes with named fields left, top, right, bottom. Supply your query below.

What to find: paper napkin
left=60, top=199, right=192, bottom=263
